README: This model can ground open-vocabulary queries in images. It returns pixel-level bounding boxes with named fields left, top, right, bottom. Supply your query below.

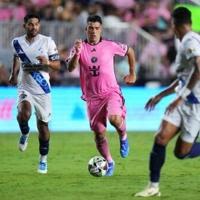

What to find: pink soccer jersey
left=75, top=39, right=128, bottom=100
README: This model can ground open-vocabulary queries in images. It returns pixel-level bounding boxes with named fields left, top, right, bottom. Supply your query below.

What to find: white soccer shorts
left=17, top=90, right=52, bottom=123
left=163, top=101, right=200, bottom=143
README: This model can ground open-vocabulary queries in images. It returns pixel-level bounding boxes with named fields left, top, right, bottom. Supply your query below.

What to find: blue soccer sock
left=39, top=139, right=49, bottom=156
left=188, top=142, right=200, bottom=158
left=150, top=142, right=166, bottom=183
left=19, top=121, right=30, bottom=135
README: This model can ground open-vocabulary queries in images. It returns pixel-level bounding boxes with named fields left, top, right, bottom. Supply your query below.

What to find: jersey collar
left=84, top=37, right=102, bottom=45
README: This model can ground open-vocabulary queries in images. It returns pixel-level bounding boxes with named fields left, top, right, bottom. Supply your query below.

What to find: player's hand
left=74, top=39, right=82, bottom=56
left=165, top=97, right=183, bottom=114
left=124, top=72, right=136, bottom=85
left=145, top=95, right=162, bottom=111
left=36, top=56, right=49, bottom=65
left=8, top=74, right=17, bottom=86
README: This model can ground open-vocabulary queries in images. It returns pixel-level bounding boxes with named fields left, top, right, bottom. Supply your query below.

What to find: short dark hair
left=24, top=14, right=40, bottom=23
left=87, top=15, right=102, bottom=24
left=172, top=7, right=192, bottom=26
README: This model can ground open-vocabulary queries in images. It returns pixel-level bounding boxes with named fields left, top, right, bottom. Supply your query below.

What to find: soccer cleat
left=134, top=184, right=161, bottom=197
left=37, top=161, right=48, bottom=174
left=18, top=134, right=29, bottom=152
left=120, top=138, right=129, bottom=158
left=106, top=161, right=115, bottom=176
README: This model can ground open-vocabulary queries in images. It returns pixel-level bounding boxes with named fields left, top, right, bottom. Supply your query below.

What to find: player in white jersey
left=9, top=14, right=60, bottom=174
left=135, top=7, right=200, bottom=197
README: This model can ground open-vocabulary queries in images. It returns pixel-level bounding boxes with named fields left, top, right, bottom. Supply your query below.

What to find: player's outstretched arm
left=9, top=55, right=20, bottom=85
left=165, top=56, right=200, bottom=114
left=145, top=79, right=179, bottom=111
left=123, top=47, right=136, bottom=85
left=67, top=39, right=82, bottom=72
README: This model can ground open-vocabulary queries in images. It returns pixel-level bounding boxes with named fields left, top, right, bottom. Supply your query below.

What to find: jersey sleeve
left=184, top=39, right=200, bottom=60
left=110, top=41, right=128, bottom=56
left=11, top=39, right=19, bottom=57
left=48, top=37, right=60, bottom=61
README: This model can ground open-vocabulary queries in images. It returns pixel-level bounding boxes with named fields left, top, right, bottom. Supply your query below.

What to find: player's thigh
left=87, top=99, right=107, bottom=133
left=155, top=119, right=180, bottom=145
left=17, top=90, right=32, bottom=119
left=107, top=91, right=126, bottom=119
left=33, top=93, right=52, bottom=123
left=156, top=106, right=181, bottom=145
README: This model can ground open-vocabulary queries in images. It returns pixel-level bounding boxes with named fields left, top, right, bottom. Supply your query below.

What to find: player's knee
left=17, top=111, right=31, bottom=122
left=91, top=126, right=105, bottom=135
left=155, top=134, right=168, bottom=146
left=37, top=120, right=49, bottom=135
left=109, top=115, right=122, bottom=128
left=91, top=123, right=105, bottom=134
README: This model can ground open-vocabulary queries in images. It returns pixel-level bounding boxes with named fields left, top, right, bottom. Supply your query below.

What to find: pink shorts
left=87, top=91, right=126, bottom=133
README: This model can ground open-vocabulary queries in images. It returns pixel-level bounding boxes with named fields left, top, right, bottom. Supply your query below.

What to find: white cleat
left=37, top=161, right=48, bottom=174
left=18, top=134, right=29, bottom=152
left=134, top=184, right=161, bottom=197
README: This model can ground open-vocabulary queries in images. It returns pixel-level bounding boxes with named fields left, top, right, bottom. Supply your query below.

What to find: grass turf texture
left=0, top=132, right=200, bottom=200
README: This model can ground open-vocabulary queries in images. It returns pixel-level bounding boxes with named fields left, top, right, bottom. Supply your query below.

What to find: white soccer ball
left=88, top=156, right=108, bottom=177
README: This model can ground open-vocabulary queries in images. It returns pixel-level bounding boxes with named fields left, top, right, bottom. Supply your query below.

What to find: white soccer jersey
left=174, top=31, right=200, bottom=103
left=11, top=34, right=59, bottom=94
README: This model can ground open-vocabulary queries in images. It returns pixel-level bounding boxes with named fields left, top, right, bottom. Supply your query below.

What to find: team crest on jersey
left=89, top=65, right=100, bottom=76
left=91, top=57, right=97, bottom=63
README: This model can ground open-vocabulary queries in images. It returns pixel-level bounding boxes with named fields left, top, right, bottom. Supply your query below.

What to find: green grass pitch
left=0, top=132, right=200, bottom=200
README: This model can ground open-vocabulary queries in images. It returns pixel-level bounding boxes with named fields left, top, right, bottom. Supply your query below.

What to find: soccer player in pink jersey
left=67, top=15, right=136, bottom=176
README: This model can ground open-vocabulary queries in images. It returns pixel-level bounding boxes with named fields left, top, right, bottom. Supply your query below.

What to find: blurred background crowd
left=0, top=0, right=199, bottom=87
